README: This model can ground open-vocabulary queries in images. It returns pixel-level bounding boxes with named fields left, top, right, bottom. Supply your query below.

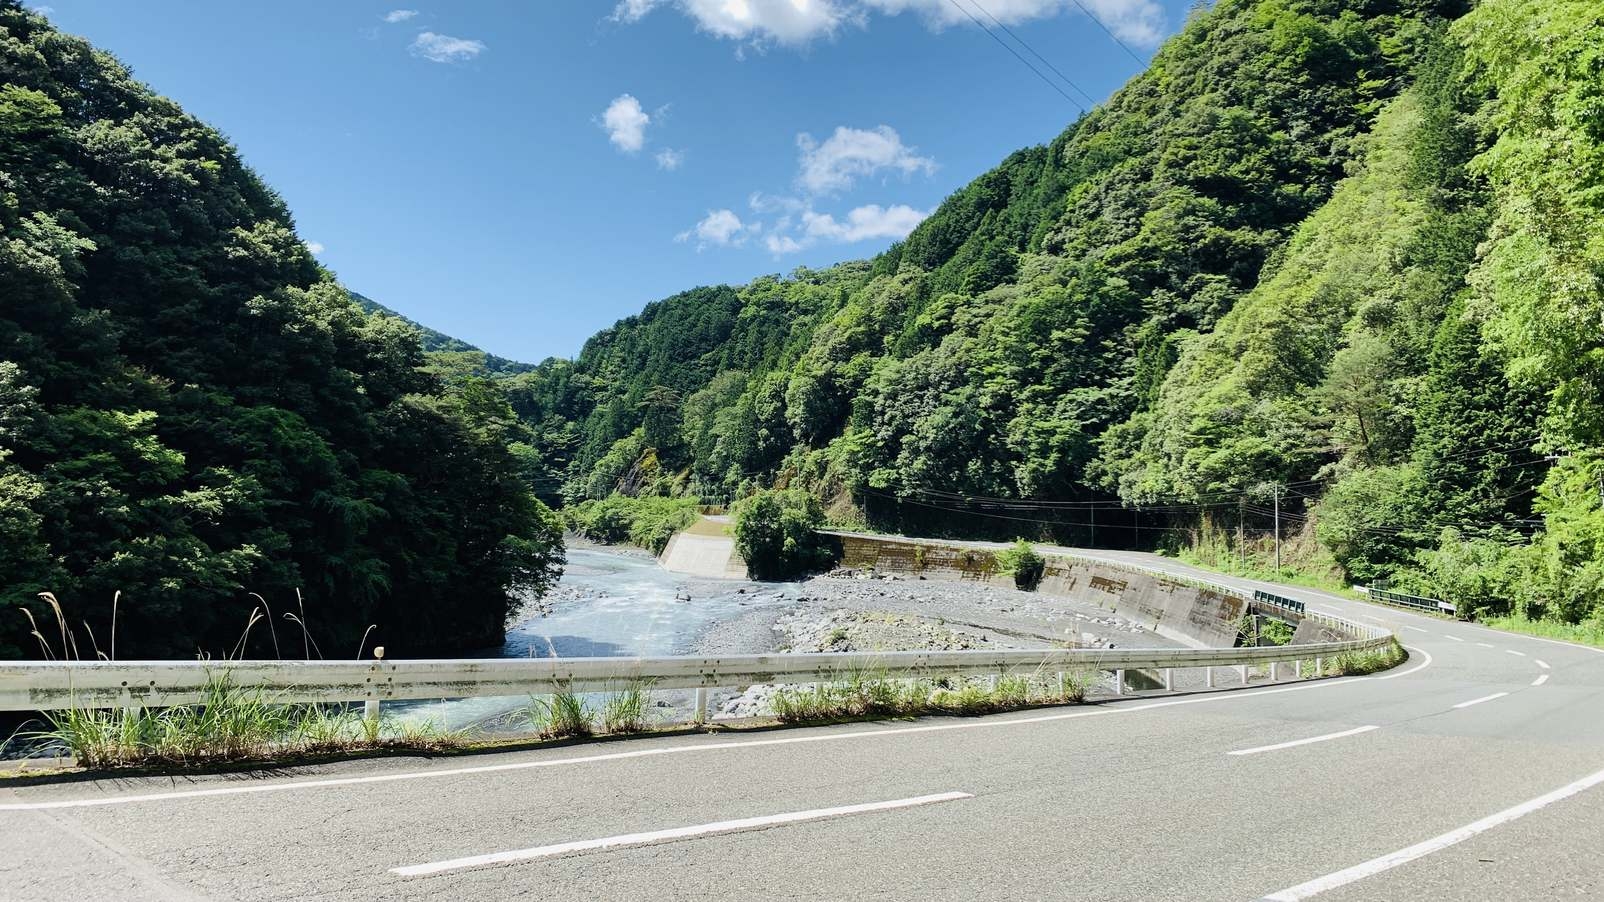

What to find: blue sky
left=35, top=0, right=1191, bottom=362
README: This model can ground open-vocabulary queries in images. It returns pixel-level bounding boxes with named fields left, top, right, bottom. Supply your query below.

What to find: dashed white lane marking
left=1476, top=642, right=1496, bottom=649
left=1505, top=649, right=1526, bottom=657
left=1532, top=674, right=1550, bottom=687
left=1452, top=692, right=1509, bottom=710
left=0, top=647, right=1436, bottom=812
left=1399, top=626, right=1428, bottom=634
left=1536, top=660, right=1551, bottom=670
left=1227, top=725, right=1379, bottom=757
left=1444, top=635, right=1465, bottom=642
left=391, top=791, right=973, bottom=876
left=1260, top=764, right=1604, bottom=900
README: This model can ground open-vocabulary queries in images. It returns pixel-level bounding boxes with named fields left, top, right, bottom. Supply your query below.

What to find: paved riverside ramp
left=5, top=552, right=1603, bottom=901
left=657, top=517, right=747, bottom=579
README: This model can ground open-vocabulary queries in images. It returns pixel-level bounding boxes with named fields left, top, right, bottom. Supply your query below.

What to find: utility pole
left=1273, top=483, right=1283, bottom=572
left=1237, top=500, right=1245, bottom=571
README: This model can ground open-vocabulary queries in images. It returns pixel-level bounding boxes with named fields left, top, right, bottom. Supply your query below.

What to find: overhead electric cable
left=964, top=0, right=1099, bottom=106
left=944, top=0, right=1086, bottom=110
left=1064, top=0, right=1146, bottom=64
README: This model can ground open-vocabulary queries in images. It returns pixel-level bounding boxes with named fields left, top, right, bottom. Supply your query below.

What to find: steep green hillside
left=519, top=0, right=1603, bottom=628
left=520, top=0, right=1458, bottom=504
left=0, top=3, right=561, bottom=658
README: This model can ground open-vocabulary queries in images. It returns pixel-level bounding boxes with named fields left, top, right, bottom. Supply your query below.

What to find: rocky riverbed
left=685, top=566, right=1172, bottom=720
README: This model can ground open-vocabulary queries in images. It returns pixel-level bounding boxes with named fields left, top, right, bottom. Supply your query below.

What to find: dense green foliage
left=7, top=0, right=1600, bottom=650
left=563, top=494, right=698, bottom=555
left=731, top=489, right=834, bottom=580
left=0, top=4, right=562, bottom=659
left=503, top=0, right=1602, bottom=630
left=995, top=540, right=1047, bottom=591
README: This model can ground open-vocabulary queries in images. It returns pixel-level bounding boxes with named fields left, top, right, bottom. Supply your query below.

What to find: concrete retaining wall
left=833, top=534, right=1244, bottom=649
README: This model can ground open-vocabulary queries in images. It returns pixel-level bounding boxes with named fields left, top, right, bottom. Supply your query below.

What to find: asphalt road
left=2, top=555, right=1601, bottom=902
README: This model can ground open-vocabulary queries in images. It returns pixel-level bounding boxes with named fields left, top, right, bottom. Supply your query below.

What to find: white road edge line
left=0, top=647, right=1435, bottom=812
left=1536, top=659, right=1551, bottom=669
left=1532, top=674, right=1549, bottom=687
left=1505, top=649, right=1526, bottom=657
left=1260, top=764, right=1604, bottom=901
left=390, top=791, right=973, bottom=877
left=1451, top=692, right=1509, bottom=710
left=1227, top=725, right=1379, bottom=757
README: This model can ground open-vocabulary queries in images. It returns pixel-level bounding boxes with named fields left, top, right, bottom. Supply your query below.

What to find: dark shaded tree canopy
left=0, top=2, right=562, bottom=659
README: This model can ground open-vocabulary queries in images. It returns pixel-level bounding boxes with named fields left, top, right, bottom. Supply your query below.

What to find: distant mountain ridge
left=348, top=291, right=536, bottom=376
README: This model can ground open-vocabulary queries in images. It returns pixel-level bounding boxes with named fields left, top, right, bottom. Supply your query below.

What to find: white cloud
left=796, top=125, right=935, bottom=195
left=28, top=5, right=53, bottom=14
left=383, top=9, right=419, bottom=23
left=611, top=0, right=666, bottom=23
left=765, top=234, right=804, bottom=254
left=305, top=241, right=325, bottom=255
left=675, top=0, right=856, bottom=45
left=619, top=0, right=1164, bottom=48
left=801, top=203, right=927, bottom=242
left=655, top=148, right=685, bottom=170
left=601, top=94, right=651, bottom=153
left=677, top=209, right=752, bottom=248
left=409, top=32, right=486, bottom=63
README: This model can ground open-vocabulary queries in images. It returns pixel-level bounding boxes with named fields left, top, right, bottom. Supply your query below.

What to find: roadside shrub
left=995, top=539, right=1046, bottom=590
left=732, top=489, right=836, bottom=580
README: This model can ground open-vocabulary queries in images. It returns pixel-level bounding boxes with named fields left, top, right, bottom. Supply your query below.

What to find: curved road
left=3, top=552, right=1602, bottom=901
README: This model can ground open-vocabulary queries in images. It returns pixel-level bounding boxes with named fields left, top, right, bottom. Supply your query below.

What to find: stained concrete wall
left=658, top=528, right=747, bottom=579
left=832, top=534, right=1244, bottom=649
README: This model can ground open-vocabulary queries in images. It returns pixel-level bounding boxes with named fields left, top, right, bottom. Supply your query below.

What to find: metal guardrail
left=0, top=636, right=1392, bottom=713
left=1363, top=587, right=1456, bottom=616
left=1253, top=589, right=1306, bottom=614
left=0, top=553, right=1395, bottom=718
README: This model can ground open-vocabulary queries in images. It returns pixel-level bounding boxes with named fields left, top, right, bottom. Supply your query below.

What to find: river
left=393, top=545, right=786, bottom=729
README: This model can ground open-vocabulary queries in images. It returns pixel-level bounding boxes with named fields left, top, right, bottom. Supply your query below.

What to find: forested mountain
left=0, top=3, right=562, bottom=659
left=514, top=0, right=1603, bottom=629
left=349, top=291, right=536, bottom=377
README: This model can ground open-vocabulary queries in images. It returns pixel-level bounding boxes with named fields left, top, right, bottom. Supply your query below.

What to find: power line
left=944, top=0, right=1085, bottom=110
left=1064, top=0, right=1146, bottom=65
left=964, top=0, right=1099, bottom=107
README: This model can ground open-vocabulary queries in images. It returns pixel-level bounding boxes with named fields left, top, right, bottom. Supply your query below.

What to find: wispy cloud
left=305, top=241, right=326, bottom=255
left=796, top=125, right=935, bottom=195
left=679, top=123, right=932, bottom=255
left=610, top=0, right=665, bottom=23
left=600, top=94, right=651, bottom=153
left=615, top=0, right=1165, bottom=49
left=409, top=32, right=486, bottom=63
left=383, top=9, right=419, bottom=23
left=655, top=148, right=685, bottom=171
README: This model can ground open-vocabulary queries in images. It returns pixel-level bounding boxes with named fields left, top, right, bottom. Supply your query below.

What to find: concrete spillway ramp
left=658, top=518, right=748, bottom=579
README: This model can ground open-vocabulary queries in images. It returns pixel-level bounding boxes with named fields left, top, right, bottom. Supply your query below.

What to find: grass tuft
left=528, top=689, right=593, bottom=739
left=768, top=667, right=1090, bottom=724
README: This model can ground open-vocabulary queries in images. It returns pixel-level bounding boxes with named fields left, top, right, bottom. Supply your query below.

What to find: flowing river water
left=393, top=545, right=787, bottom=729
